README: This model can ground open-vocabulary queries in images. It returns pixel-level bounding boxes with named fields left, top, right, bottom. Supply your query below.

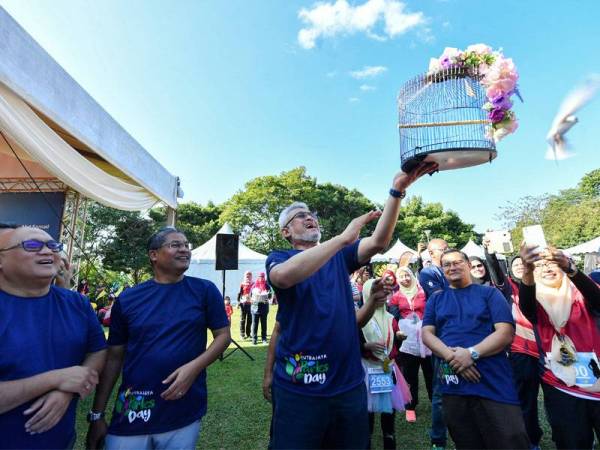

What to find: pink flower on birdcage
left=427, top=44, right=520, bottom=142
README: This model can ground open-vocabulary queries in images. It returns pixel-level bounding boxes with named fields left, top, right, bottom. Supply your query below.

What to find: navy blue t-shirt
left=107, top=276, right=229, bottom=435
left=418, top=265, right=448, bottom=299
left=423, top=284, right=518, bottom=405
left=0, top=286, right=107, bottom=449
left=266, top=240, right=363, bottom=397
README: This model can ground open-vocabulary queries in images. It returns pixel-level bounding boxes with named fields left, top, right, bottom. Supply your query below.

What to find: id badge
left=368, top=368, right=393, bottom=394
left=574, top=352, right=599, bottom=387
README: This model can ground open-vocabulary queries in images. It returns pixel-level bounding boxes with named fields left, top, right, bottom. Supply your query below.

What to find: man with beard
left=86, top=227, right=231, bottom=450
left=266, top=162, right=437, bottom=449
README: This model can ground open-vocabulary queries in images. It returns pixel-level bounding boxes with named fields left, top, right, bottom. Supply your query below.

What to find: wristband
left=389, top=188, right=406, bottom=199
left=86, top=411, right=105, bottom=423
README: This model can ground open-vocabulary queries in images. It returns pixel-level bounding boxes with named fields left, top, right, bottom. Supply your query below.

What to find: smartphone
left=485, top=230, right=513, bottom=254
left=522, top=225, right=547, bottom=251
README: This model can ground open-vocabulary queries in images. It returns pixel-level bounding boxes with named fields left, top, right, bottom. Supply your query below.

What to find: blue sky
left=2, top=0, right=599, bottom=234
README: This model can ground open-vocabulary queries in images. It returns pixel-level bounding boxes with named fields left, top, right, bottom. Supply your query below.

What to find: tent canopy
left=188, top=223, right=267, bottom=302
left=461, top=239, right=485, bottom=258
left=191, top=223, right=267, bottom=263
left=371, top=239, right=418, bottom=263
left=0, top=8, right=178, bottom=210
left=565, top=236, right=600, bottom=255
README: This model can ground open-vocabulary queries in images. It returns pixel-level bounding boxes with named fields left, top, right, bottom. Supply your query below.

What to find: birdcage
left=398, top=67, right=496, bottom=172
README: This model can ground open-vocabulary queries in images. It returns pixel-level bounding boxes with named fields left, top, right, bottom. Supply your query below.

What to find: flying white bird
left=546, top=77, right=600, bottom=160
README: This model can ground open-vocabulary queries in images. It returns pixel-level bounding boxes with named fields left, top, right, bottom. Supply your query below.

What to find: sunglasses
left=283, top=211, right=318, bottom=228
left=471, top=263, right=484, bottom=269
left=0, top=239, right=64, bottom=253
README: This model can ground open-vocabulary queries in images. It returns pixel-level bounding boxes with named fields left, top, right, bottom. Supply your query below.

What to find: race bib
left=574, top=352, right=598, bottom=387
left=367, top=368, right=393, bottom=393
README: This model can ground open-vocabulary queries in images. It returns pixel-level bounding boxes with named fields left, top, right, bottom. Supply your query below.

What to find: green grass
left=74, top=305, right=554, bottom=449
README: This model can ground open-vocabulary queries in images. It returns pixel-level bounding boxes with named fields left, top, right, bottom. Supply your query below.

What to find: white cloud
left=297, top=0, right=426, bottom=49
left=350, top=65, right=387, bottom=79
left=349, top=97, right=360, bottom=103
left=360, top=84, right=376, bottom=91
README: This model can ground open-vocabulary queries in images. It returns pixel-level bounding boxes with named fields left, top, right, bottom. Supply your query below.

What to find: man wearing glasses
left=86, top=227, right=231, bottom=450
left=0, top=226, right=107, bottom=449
left=421, top=249, right=529, bottom=449
left=266, top=162, right=437, bottom=449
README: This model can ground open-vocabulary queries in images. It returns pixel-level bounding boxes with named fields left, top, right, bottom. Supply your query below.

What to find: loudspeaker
left=215, top=233, right=239, bottom=270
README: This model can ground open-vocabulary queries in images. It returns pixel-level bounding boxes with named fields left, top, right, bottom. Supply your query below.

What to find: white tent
left=186, top=223, right=267, bottom=304
left=565, top=236, right=600, bottom=274
left=371, top=239, right=418, bottom=263
left=565, top=236, right=600, bottom=255
left=461, top=239, right=485, bottom=258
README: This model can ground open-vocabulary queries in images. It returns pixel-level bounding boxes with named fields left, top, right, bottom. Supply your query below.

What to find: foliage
left=497, top=169, right=600, bottom=249
left=221, top=167, right=378, bottom=255
left=395, top=196, right=478, bottom=249
left=150, top=201, right=223, bottom=248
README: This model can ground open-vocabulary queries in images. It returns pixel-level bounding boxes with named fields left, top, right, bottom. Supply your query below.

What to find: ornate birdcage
left=398, top=67, right=496, bottom=172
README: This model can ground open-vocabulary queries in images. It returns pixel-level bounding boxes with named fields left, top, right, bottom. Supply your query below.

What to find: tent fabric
left=0, top=83, right=160, bottom=210
left=371, top=239, right=418, bottom=263
left=565, top=236, right=600, bottom=255
left=461, top=239, right=485, bottom=258
left=188, top=223, right=267, bottom=302
left=191, top=223, right=267, bottom=262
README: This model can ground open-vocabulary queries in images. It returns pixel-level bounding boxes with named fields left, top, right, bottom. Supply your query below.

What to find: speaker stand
left=219, top=269, right=254, bottom=362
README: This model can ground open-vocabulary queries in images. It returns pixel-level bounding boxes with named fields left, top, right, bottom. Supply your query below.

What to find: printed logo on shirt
left=439, top=361, right=459, bottom=385
left=115, top=388, right=156, bottom=424
left=285, top=353, right=329, bottom=385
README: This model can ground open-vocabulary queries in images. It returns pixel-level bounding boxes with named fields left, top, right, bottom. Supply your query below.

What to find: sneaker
left=253, top=339, right=258, bottom=345
left=431, top=445, right=445, bottom=450
left=262, top=339, right=268, bottom=344
left=405, top=410, right=416, bottom=422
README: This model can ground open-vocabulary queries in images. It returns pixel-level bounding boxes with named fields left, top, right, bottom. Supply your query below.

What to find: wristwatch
left=389, top=188, right=406, bottom=199
left=468, top=347, right=480, bottom=361
left=86, top=411, right=105, bottom=423
left=566, top=258, right=578, bottom=277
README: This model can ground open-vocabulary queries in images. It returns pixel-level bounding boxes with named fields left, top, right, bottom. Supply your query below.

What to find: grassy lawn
left=74, top=304, right=554, bottom=449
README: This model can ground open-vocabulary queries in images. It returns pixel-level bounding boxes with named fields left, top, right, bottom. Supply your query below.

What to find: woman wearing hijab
left=505, top=255, right=543, bottom=448
left=237, top=271, right=253, bottom=339
left=469, top=246, right=512, bottom=303
left=520, top=245, right=600, bottom=450
left=360, top=279, right=412, bottom=450
left=388, top=267, right=433, bottom=423
left=251, top=272, right=270, bottom=344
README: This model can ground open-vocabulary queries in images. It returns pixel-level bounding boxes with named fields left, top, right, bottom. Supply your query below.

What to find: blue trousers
left=271, top=383, right=369, bottom=449
left=430, top=356, right=448, bottom=446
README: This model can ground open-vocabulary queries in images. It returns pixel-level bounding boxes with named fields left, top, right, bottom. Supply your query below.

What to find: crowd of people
left=1, top=159, right=600, bottom=450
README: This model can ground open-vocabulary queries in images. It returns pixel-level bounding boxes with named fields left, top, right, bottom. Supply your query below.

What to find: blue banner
left=0, top=192, right=66, bottom=239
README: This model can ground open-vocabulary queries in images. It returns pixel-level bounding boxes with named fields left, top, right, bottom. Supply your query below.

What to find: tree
left=395, top=197, right=478, bottom=249
left=497, top=168, right=600, bottom=249
left=221, top=167, right=378, bottom=255
left=221, top=167, right=477, bottom=255
left=150, top=201, right=223, bottom=248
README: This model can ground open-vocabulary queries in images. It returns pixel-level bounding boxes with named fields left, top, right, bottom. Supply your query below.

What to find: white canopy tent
left=461, top=239, right=485, bottom=258
left=565, top=236, right=600, bottom=274
left=186, top=223, right=267, bottom=304
left=371, top=239, right=418, bottom=263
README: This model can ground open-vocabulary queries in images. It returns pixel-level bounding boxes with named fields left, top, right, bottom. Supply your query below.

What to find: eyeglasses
left=442, top=260, right=466, bottom=269
left=283, top=211, right=318, bottom=228
left=0, top=239, right=63, bottom=253
left=161, top=241, right=192, bottom=250
left=534, top=262, right=559, bottom=270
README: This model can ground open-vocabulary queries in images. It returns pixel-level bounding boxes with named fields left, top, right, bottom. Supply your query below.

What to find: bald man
left=0, top=227, right=107, bottom=449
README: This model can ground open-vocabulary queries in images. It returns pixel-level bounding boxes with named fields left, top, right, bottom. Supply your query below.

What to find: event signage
left=0, top=192, right=66, bottom=239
